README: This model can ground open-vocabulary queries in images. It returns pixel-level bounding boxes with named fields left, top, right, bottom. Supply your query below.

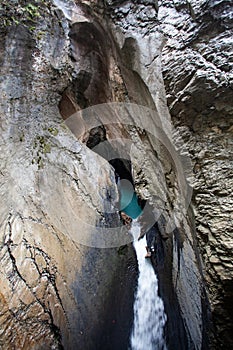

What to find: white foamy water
left=130, top=221, right=167, bottom=350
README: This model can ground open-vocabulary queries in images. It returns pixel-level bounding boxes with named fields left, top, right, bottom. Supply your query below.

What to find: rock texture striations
left=0, top=2, right=137, bottom=349
left=1, top=0, right=230, bottom=349
left=159, top=0, right=233, bottom=348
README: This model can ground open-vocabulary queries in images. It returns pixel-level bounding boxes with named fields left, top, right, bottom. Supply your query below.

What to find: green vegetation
left=48, top=127, right=59, bottom=136
left=33, top=134, right=52, bottom=169
left=0, top=1, right=49, bottom=31
left=36, top=29, right=46, bottom=40
left=24, top=3, right=41, bottom=19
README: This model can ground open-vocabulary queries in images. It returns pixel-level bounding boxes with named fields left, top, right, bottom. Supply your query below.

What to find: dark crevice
left=149, top=220, right=190, bottom=350
left=109, top=158, right=133, bottom=183
left=86, top=125, right=107, bottom=149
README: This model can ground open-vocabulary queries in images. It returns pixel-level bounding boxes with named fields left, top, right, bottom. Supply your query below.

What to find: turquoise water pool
left=118, top=180, right=143, bottom=219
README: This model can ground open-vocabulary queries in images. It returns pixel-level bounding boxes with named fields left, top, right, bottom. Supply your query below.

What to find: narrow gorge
left=0, top=1, right=232, bottom=350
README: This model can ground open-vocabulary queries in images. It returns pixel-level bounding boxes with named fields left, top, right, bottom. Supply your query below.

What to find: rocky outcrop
left=0, top=0, right=216, bottom=349
left=159, top=0, right=233, bottom=348
left=0, top=2, right=137, bottom=349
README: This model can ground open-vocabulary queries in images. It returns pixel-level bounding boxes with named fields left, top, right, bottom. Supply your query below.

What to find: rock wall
left=0, top=0, right=218, bottom=349
left=0, top=2, right=137, bottom=349
left=159, top=0, right=233, bottom=348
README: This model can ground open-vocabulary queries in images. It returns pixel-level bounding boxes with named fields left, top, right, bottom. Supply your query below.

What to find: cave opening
left=86, top=126, right=146, bottom=220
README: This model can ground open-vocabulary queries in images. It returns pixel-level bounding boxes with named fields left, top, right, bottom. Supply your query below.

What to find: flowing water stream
left=130, top=221, right=167, bottom=350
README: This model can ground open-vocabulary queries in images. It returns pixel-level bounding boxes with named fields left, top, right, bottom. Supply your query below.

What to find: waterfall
left=130, top=221, right=167, bottom=350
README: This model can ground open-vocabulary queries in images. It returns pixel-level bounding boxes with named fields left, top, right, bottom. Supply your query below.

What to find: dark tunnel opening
left=85, top=126, right=146, bottom=220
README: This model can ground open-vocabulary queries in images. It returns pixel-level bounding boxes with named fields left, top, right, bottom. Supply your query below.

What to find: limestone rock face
left=159, top=0, right=233, bottom=348
left=0, top=0, right=213, bottom=349
left=0, top=2, right=137, bottom=349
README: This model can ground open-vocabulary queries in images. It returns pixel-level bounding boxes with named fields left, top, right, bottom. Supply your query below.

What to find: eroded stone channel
left=2, top=0, right=230, bottom=349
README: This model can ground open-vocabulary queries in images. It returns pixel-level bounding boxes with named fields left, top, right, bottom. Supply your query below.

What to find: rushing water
left=130, top=221, right=167, bottom=350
